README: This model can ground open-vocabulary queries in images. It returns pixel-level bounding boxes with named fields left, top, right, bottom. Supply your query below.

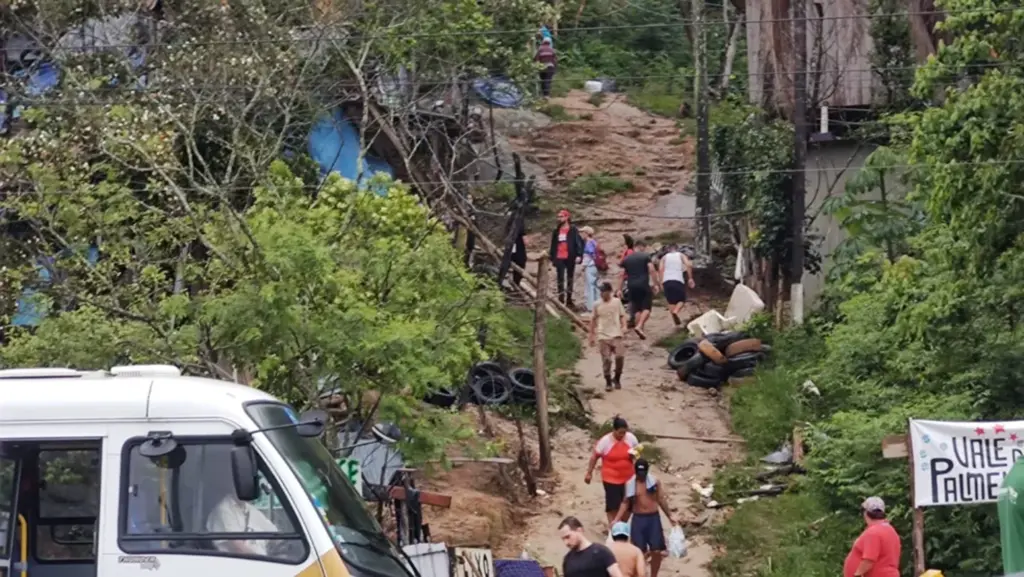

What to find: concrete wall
left=803, top=141, right=874, bottom=306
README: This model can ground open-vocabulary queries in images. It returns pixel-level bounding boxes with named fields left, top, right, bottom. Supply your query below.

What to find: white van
left=0, top=365, right=416, bottom=577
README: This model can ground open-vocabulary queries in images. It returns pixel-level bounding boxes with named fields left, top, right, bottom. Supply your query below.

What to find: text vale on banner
left=909, top=419, right=1024, bottom=507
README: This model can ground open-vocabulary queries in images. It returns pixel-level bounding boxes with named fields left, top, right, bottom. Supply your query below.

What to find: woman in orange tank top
left=583, top=416, right=640, bottom=524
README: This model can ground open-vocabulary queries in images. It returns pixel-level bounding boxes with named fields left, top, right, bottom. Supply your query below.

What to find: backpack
left=595, top=245, right=609, bottom=272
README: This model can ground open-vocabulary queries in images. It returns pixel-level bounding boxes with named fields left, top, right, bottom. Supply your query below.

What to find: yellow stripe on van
left=296, top=549, right=351, bottom=577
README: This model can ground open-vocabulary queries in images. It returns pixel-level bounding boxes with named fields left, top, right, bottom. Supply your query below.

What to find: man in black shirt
left=617, top=240, right=660, bottom=340
left=559, top=516, right=624, bottom=577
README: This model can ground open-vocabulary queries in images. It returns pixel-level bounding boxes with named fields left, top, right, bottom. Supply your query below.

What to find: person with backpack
left=580, top=226, right=608, bottom=312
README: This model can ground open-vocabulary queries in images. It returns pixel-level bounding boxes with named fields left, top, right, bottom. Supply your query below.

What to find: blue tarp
left=308, top=108, right=394, bottom=194
left=12, top=246, right=100, bottom=327
left=472, top=77, right=524, bottom=109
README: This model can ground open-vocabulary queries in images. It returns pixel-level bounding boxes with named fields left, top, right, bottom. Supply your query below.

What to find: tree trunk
left=719, top=19, right=744, bottom=92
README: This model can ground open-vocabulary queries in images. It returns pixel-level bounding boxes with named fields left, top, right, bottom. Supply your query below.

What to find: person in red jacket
left=535, top=37, right=557, bottom=97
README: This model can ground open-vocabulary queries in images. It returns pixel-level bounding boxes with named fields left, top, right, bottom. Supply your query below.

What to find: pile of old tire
left=668, top=332, right=770, bottom=389
left=460, top=362, right=538, bottom=406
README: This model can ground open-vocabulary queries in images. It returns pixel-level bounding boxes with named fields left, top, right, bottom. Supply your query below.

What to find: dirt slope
left=510, top=94, right=736, bottom=576
left=510, top=90, right=694, bottom=196
left=517, top=204, right=737, bottom=577
left=428, top=91, right=736, bottom=576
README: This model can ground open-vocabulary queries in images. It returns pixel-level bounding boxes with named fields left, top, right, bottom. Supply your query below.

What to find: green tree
left=1, top=163, right=507, bottom=460
left=713, top=2, right=1024, bottom=575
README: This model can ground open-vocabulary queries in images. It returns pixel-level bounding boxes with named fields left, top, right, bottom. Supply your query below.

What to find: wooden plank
left=648, top=432, right=745, bottom=444
left=389, top=486, right=452, bottom=509
left=881, top=434, right=908, bottom=459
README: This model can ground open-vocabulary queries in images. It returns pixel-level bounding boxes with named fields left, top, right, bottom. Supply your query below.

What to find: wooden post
left=881, top=432, right=925, bottom=574
left=906, top=432, right=926, bottom=576
left=534, top=254, right=553, bottom=474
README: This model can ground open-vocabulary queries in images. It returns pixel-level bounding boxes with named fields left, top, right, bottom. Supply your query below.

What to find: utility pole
left=693, top=0, right=712, bottom=261
left=790, top=0, right=808, bottom=325
left=533, top=254, right=553, bottom=474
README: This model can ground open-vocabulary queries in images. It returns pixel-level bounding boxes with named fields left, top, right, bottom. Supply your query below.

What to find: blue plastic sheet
left=307, top=108, right=394, bottom=194
left=471, top=77, right=525, bottom=109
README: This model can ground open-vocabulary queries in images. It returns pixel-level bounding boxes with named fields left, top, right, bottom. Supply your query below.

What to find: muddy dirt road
left=518, top=210, right=737, bottom=577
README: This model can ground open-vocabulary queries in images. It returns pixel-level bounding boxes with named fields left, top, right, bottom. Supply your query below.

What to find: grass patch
left=587, top=91, right=606, bottom=107
left=503, top=306, right=580, bottom=372
left=550, top=65, right=589, bottom=97
left=501, top=307, right=587, bottom=428
left=728, top=368, right=803, bottom=456
left=676, top=118, right=697, bottom=137
left=710, top=489, right=855, bottom=577
left=654, top=329, right=690, bottom=350
left=590, top=418, right=666, bottom=464
left=626, top=82, right=686, bottom=117
left=568, top=172, right=634, bottom=201
left=537, top=103, right=575, bottom=122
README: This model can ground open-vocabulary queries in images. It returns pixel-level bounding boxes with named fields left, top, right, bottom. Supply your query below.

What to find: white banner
left=910, top=419, right=1024, bottom=507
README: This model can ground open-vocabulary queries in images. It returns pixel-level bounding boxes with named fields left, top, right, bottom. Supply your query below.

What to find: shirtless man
left=607, top=522, right=645, bottom=577
left=611, top=459, right=677, bottom=577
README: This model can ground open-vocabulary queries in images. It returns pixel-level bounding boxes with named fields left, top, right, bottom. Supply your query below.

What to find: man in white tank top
left=658, top=245, right=694, bottom=326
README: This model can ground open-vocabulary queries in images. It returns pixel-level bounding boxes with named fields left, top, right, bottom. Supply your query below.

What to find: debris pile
left=424, top=362, right=538, bottom=408
left=668, top=331, right=772, bottom=388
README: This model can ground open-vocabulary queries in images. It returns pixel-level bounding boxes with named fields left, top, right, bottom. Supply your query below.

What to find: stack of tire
left=667, top=332, right=770, bottom=389
left=423, top=362, right=537, bottom=408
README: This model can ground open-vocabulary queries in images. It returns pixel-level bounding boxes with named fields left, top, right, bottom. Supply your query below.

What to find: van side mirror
left=230, top=445, right=259, bottom=502
left=296, top=409, right=328, bottom=438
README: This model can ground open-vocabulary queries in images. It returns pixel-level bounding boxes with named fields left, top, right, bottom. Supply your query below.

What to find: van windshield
left=245, top=402, right=412, bottom=577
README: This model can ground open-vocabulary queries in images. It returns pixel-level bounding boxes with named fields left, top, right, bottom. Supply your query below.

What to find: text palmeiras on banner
left=909, top=419, right=1024, bottom=507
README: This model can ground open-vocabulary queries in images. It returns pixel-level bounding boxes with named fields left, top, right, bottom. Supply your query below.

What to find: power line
left=2, top=60, right=1009, bottom=108
left=3, top=158, right=1022, bottom=199
left=0, top=6, right=1013, bottom=50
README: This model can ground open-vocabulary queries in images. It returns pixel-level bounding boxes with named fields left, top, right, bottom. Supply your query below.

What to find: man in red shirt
left=549, top=209, right=583, bottom=309
left=843, top=496, right=901, bottom=577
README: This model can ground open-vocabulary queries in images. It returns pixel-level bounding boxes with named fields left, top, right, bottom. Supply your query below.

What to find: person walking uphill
left=550, top=209, right=584, bottom=309
left=584, top=416, right=639, bottom=523
left=618, top=240, right=659, bottom=340
left=843, top=497, right=900, bottom=577
left=535, top=37, right=557, bottom=98
left=659, top=245, right=695, bottom=326
left=589, top=282, right=628, bottom=391
left=580, top=226, right=602, bottom=311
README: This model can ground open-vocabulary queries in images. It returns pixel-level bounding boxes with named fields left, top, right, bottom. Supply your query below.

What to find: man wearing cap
left=589, top=281, right=628, bottom=391
left=843, top=497, right=901, bottom=577
left=608, top=522, right=645, bottom=577
left=549, top=209, right=584, bottom=309
left=611, top=459, right=677, bottom=577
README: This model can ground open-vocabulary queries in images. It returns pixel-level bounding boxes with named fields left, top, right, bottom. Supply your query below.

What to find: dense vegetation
left=0, top=0, right=554, bottom=462
left=711, top=1, right=1024, bottom=575
left=553, top=0, right=747, bottom=115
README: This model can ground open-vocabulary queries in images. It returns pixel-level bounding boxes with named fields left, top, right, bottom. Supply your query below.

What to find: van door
left=0, top=451, right=21, bottom=577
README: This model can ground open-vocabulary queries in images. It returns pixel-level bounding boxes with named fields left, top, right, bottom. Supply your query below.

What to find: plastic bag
left=667, top=526, right=688, bottom=559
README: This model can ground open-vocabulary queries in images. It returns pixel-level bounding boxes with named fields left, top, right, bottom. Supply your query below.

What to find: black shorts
left=627, top=285, right=653, bottom=312
left=663, top=280, right=686, bottom=305
left=603, top=481, right=626, bottom=513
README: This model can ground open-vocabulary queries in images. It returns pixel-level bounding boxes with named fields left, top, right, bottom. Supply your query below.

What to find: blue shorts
left=630, top=511, right=666, bottom=552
